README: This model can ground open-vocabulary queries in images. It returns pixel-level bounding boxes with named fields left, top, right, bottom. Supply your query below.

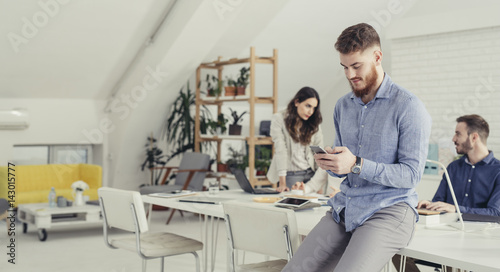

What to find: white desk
left=142, top=190, right=327, bottom=235
left=400, top=224, right=500, bottom=272
left=143, top=190, right=500, bottom=272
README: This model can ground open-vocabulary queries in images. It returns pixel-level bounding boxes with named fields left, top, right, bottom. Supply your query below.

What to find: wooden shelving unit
left=194, top=47, right=278, bottom=187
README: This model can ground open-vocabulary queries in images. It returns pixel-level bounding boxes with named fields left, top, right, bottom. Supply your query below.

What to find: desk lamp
left=426, top=159, right=465, bottom=231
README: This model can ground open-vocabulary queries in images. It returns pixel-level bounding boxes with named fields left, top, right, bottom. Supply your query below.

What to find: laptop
left=229, top=167, right=279, bottom=194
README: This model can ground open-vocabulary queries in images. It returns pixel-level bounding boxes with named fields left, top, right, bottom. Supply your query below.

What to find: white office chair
left=222, top=201, right=301, bottom=272
left=98, top=187, right=202, bottom=272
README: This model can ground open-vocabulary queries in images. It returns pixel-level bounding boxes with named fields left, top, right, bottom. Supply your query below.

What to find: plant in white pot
left=228, top=108, right=247, bottom=135
left=208, top=113, right=228, bottom=135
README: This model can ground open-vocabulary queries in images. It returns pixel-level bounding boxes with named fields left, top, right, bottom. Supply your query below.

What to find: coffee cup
left=57, top=196, right=67, bottom=207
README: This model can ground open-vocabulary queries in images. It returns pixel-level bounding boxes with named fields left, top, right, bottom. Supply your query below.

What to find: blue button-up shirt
left=433, top=152, right=500, bottom=216
left=327, top=73, right=431, bottom=232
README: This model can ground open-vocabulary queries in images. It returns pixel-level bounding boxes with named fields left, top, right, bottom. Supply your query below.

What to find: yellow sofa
left=0, top=164, right=102, bottom=207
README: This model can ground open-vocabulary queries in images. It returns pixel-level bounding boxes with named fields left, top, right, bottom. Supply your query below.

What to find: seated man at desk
left=393, top=114, right=500, bottom=271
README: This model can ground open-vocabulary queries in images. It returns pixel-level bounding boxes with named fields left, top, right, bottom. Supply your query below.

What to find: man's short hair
left=335, top=23, right=381, bottom=54
left=456, top=114, right=490, bottom=144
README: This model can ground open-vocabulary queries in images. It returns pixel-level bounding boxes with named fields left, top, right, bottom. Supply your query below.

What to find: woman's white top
left=266, top=111, right=328, bottom=193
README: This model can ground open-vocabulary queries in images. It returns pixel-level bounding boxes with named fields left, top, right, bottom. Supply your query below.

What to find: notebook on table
left=178, top=196, right=232, bottom=205
left=229, top=167, right=279, bottom=195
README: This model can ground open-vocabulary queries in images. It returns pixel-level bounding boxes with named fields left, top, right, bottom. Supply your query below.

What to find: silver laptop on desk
left=229, top=166, right=279, bottom=194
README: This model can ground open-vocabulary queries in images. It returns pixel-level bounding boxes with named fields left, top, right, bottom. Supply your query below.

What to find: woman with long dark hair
left=267, top=86, right=328, bottom=192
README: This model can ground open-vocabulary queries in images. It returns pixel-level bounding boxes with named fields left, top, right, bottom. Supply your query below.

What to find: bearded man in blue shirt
left=419, top=114, right=500, bottom=216
left=283, top=23, right=431, bottom=272
left=393, top=114, right=500, bottom=272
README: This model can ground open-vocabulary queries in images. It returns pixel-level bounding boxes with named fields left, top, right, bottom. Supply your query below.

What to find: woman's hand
left=291, top=181, right=305, bottom=191
left=276, top=177, right=290, bottom=192
left=276, top=185, right=290, bottom=192
left=329, top=186, right=341, bottom=198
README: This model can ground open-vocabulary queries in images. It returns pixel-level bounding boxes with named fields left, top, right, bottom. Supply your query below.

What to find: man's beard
left=456, top=139, right=473, bottom=155
left=350, top=64, right=378, bottom=98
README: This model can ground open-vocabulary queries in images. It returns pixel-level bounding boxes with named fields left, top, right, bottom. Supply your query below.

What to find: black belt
left=286, top=168, right=313, bottom=176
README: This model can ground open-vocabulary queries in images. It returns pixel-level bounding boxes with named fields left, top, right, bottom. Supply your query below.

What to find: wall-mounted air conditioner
left=0, top=108, right=29, bottom=130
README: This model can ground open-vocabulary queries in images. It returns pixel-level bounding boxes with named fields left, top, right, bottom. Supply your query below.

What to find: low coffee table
left=17, top=203, right=102, bottom=241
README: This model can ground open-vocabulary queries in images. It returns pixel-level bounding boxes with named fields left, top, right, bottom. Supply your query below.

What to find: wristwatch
left=351, top=156, right=362, bottom=174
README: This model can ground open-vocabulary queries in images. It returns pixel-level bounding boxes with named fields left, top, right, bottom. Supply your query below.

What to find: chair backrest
left=174, top=152, right=210, bottom=191
left=222, top=201, right=300, bottom=260
left=0, top=198, right=9, bottom=214
left=98, top=187, right=148, bottom=233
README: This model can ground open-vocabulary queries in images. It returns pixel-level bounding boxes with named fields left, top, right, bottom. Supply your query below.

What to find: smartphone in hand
left=310, top=145, right=327, bottom=154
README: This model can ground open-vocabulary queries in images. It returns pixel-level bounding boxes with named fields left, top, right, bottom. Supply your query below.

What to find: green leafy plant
left=235, top=67, right=250, bottom=88
left=228, top=108, right=247, bottom=126
left=140, top=134, right=166, bottom=186
left=206, top=74, right=223, bottom=96
left=207, top=113, right=228, bottom=135
left=255, top=146, right=272, bottom=173
left=162, top=81, right=213, bottom=163
left=226, top=146, right=247, bottom=170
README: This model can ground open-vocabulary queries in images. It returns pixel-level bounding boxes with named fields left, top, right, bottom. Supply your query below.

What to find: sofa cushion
left=0, top=164, right=102, bottom=206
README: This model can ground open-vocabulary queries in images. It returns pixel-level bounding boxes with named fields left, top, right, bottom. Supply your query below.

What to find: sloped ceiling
left=0, top=0, right=172, bottom=99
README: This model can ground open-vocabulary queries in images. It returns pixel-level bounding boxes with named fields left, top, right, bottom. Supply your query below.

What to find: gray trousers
left=283, top=202, right=416, bottom=272
left=285, top=168, right=314, bottom=188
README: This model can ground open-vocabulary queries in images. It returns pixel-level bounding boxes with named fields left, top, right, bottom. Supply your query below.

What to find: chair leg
left=192, top=252, right=200, bottom=272
left=142, top=259, right=147, bottom=272
left=166, top=209, right=177, bottom=224
left=165, top=209, right=186, bottom=224
left=161, top=257, right=165, bottom=272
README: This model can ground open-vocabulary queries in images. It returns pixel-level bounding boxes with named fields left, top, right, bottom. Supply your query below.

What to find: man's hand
left=418, top=200, right=456, bottom=213
left=314, top=146, right=357, bottom=175
left=417, top=200, right=431, bottom=209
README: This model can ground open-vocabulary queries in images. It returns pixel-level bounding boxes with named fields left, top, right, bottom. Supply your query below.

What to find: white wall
left=0, top=98, right=109, bottom=181
left=389, top=4, right=500, bottom=168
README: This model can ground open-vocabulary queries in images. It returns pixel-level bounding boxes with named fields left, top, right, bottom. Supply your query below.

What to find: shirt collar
left=350, top=72, right=392, bottom=101
left=465, top=151, right=495, bottom=166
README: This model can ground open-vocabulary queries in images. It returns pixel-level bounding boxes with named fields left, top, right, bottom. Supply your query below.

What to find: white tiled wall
left=391, top=26, right=500, bottom=166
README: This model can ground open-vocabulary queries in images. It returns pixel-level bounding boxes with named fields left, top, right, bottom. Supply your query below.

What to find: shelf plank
left=200, top=96, right=274, bottom=104
left=199, top=134, right=271, bottom=142
left=255, top=58, right=274, bottom=64
left=201, top=56, right=274, bottom=67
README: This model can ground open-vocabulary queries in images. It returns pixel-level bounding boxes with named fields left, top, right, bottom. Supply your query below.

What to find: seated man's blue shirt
left=433, top=152, right=500, bottom=216
left=327, top=73, right=432, bottom=232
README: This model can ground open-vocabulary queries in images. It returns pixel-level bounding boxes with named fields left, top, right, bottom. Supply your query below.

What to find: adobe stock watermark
left=7, top=0, right=71, bottom=54
left=212, top=0, right=243, bottom=21
left=46, top=64, right=168, bottom=170
left=430, top=73, right=499, bottom=157
left=442, top=74, right=499, bottom=122
left=366, top=0, right=414, bottom=33
left=82, top=64, right=168, bottom=145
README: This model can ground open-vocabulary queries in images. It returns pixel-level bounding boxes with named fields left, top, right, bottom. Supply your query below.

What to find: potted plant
left=140, top=134, right=166, bottom=186
left=228, top=107, right=247, bottom=135
left=217, top=161, right=229, bottom=172
left=224, top=76, right=237, bottom=96
left=255, top=146, right=272, bottom=176
left=225, top=146, right=247, bottom=170
left=208, top=113, right=228, bottom=135
left=162, top=81, right=214, bottom=163
left=206, top=74, right=223, bottom=97
left=235, top=66, right=250, bottom=95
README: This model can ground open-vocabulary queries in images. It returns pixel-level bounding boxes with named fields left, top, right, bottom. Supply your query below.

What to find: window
left=13, top=145, right=93, bottom=165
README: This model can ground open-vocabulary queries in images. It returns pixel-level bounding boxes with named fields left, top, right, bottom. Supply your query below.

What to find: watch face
left=352, top=165, right=361, bottom=174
